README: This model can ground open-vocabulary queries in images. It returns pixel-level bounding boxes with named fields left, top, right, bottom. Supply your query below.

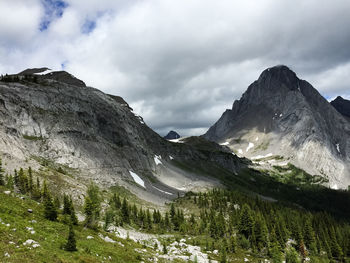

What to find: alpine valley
left=0, top=66, right=349, bottom=263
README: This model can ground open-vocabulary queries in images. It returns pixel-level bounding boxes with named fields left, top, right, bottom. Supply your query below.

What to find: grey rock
left=0, top=69, right=245, bottom=204
left=331, top=96, right=350, bottom=122
left=204, top=65, right=350, bottom=188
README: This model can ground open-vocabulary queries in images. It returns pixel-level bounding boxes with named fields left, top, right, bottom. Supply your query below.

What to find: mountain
left=204, top=65, right=350, bottom=189
left=331, top=96, right=350, bottom=121
left=0, top=68, right=244, bottom=204
left=164, top=130, right=181, bottom=140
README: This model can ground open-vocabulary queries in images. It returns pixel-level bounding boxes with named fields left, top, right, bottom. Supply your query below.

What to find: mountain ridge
left=204, top=65, right=350, bottom=188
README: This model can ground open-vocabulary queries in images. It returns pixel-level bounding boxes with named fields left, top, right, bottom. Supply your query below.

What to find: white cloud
left=1, top=0, right=350, bottom=136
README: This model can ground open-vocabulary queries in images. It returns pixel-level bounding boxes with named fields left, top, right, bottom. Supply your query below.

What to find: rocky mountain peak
left=164, top=130, right=181, bottom=140
left=256, top=65, right=300, bottom=92
left=205, top=65, right=350, bottom=188
left=331, top=96, right=350, bottom=119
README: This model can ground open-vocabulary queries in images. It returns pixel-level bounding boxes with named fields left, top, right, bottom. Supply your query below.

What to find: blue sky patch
left=39, top=0, right=68, bottom=31
left=82, top=19, right=96, bottom=35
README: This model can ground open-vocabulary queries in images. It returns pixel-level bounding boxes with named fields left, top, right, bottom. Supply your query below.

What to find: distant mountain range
left=204, top=65, right=350, bottom=188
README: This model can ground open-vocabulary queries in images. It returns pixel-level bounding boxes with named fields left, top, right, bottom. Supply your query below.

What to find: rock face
left=204, top=65, right=350, bottom=188
left=331, top=96, right=350, bottom=121
left=164, top=130, right=181, bottom=140
left=0, top=68, right=244, bottom=203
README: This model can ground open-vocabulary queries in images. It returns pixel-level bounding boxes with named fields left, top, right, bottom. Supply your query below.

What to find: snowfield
left=129, top=171, right=145, bottom=188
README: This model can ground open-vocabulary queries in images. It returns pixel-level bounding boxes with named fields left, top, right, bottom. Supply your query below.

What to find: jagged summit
left=204, top=65, right=350, bottom=188
left=331, top=96, right=350, bottom=120
left=164, top=130, right=181, bottom=140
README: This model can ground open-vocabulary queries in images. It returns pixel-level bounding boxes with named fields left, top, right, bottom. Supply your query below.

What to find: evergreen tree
left=303, top=217, right=317, bottom=254
left=84, top=196, right=95, bottom=228
left=44, top=194, right=57, bottom=221
left=121, top=198, right=130, bottom=224
left=0, top=158, right=4, bottom=186
left=238, top=204, right=254, bottom=239
left=83, top=183, right=101, bottom=229
left=64, top=224, right=77, bottom=251
left=286, top=247, right=300, bottom=263
left=28, top=167, right=33, bottom=192
left=329, top=227, right=343, bottom=259
left=5, top=175, right=14, bottom=189
left=269, top=242, right=282, bottom=263
left=14, top=169, right=19, bottom=188
left=63, top=194, right=72, bottom=215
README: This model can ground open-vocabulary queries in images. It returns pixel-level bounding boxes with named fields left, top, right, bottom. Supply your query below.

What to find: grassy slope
left=0, top=186, right=168, bottom=263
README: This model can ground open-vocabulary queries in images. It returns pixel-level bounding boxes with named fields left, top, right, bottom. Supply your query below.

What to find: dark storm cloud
left=1, top=0, right=350, bottom=136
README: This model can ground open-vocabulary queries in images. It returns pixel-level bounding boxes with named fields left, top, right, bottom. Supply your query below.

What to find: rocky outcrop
left=0, top=69, right=244, bottom=203
left=204, top=65, right=350, bottom=188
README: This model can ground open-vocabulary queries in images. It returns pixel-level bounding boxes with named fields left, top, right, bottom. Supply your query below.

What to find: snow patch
left=336, top=143, right=340, bottom=153
left=169, top=138, right=183, bottom=143
left=152, top=186, right=173, bottom=195
left=220, top=142, right=229, bottom=146
left=331, top=184, right=338, bottom=190
left=169, top=156, right=174, bottom=160
left=255, top=137, right=259, bottom=141
left=129, top=171, right=145, bottom=188
left=154, top=155, right=162, bottom=165
left=246, top=142, right=254, bottom=152
left=279, top=113, right=283, bottom=117
left=238, top=149, right=243, bottom=154
left=35, top=69, right=53, bottom=75
left=251, top=153, right=273, bottom=160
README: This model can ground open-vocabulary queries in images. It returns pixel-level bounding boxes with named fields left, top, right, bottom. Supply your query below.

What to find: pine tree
left=42, top=180, right=49, bottom=200
left=63, top=194, right=72, bottom=215
left=0, top=158, right=4, bottom=186
left=121, top=198, right=130, bottom=224
left=269, top=241, right=282, bottom=263
left=53, top=196, right=61, bottom=211
left=303, top=217, right=317, bottom=254
left=64, top=224, right=77, bottom=251
left=14, top=169, right=19, bottom=188
left=84, top=196, right=94, bottom=228
left=70, top=206, right=78, bottom=225
left=286, top=247, right=300, bottom=263
left=6, top=175, right=14, bottom=189
left=238, top=204, right=254, bottom=239
left=28, top=167, right=33, bottom=192
left=44, top=194, right=57, bottom=221
left=329, top=227, right=343, bottom=259
left=84, top=183, right=101, bottom=229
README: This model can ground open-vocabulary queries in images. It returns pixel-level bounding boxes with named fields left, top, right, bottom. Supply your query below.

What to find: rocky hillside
left=0, top=69, right=244, bottom=204
left=204, top=65, right=350, bottom=189
left=331, top=96, right=350, bottom=122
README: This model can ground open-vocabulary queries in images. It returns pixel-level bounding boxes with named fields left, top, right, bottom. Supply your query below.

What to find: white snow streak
left=129, top=171, right=145, bottom=188
left=152, top=186, right=173, bottom=195
left=251, top=153, right=273, bottom=160
left=220, top=142, right=229, bottom=146
left=336, top=144, right=340, bottom=153
left=154, top=155, right=162, bottom=165
left=246, top=142, right=254, bottom=152
left=238, top=149, right=243, bottom=154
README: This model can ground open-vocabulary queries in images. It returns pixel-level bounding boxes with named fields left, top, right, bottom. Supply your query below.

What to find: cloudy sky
left=1, top=0, right=350, bottom=136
